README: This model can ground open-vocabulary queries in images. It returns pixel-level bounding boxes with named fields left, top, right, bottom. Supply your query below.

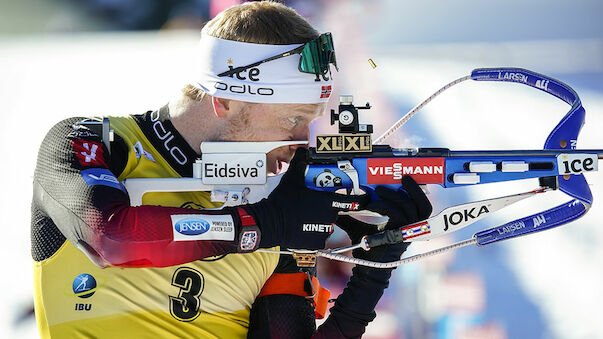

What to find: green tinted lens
left=320, top=33, right=337, bottom=70
left=299, top=42, right=320, bottom=74
left=298, top=33, right=337, bottom=75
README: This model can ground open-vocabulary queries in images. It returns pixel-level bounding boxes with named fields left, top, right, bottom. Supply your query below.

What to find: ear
left=211, top=96, right=232, bottom=118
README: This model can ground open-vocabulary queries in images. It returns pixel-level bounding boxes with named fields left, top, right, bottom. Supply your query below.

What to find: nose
left=289, top=126, right=311, bottom=152
left=293, top=122, right=311, bottom=141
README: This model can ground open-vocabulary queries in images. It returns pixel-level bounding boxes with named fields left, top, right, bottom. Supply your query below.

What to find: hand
left=322, top=176, right=433, bottom=332
left=243, top=148, right=369, bottom=250
left=337, top=175, right=432, bottom=262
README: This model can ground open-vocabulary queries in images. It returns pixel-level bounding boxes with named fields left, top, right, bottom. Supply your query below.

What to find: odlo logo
left=216, top=61, right=275, bottom=96
left=175, top=219, right=211, bottom=236
left=73, top=273, right=97, bottom=298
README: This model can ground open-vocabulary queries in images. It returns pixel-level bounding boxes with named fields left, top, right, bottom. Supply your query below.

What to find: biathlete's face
left=223, top=102, right=325, bottom=174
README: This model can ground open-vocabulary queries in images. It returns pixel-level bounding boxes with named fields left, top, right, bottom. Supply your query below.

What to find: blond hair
left=183, top=1, right=319, bottom=101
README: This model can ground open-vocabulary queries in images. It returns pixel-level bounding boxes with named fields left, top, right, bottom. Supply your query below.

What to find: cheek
left=228, top=115, right=276, bottom=141
left=246, top=117, right=292, bottom=140
left=246, top=125, right=289, bottom=141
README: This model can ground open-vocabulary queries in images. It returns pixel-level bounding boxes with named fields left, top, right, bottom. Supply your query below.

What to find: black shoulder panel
left=31, top=203, right=66, bottom=261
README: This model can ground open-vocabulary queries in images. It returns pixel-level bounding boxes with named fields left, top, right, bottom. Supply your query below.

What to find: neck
left=168, top=94, right=224, bottom=154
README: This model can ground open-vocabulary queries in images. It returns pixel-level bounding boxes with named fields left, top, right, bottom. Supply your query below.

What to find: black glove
left=337, top=175, right=432, bottom=261
left=243, top=148, right=369, bottom=251
left=324, top=176, right=432, bottom=337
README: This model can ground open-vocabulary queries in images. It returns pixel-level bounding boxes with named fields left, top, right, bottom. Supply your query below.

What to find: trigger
left=337, top=160, right=361, bottom=195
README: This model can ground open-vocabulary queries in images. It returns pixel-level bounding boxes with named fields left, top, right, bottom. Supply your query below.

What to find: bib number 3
left=169, top=267, right=205, bottom=322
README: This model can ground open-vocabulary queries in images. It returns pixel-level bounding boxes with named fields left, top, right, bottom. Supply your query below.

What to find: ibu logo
left=72, top=273, right=97, bottom=298
left=175, top=219, right=211, bottom=235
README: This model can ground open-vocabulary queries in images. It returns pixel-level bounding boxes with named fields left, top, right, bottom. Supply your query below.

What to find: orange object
left=258, top=273, right=331, bottom=319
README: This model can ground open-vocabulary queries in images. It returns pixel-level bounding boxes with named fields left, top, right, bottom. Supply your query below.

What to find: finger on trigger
left=401, top=176, right=433, bottom=218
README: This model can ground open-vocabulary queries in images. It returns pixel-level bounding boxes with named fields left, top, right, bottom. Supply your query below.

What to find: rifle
left=123, top=67, right=603, bottom=268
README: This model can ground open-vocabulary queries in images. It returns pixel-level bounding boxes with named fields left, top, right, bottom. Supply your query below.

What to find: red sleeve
left=88, top=204, right=240, bottom=267
left=32, top=118, right=241, bottom=268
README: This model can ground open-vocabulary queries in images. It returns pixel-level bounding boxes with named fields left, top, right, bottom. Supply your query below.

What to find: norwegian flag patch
left=320, top=85, right=332, bottom=99
left=72, top=139, right=107, bottom=167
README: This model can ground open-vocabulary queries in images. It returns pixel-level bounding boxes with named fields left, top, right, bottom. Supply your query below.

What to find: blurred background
left=1, top=0, right=602, bottom=338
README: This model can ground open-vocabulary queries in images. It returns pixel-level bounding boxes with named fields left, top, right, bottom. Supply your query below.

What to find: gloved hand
left=242, top=148, right=369, bottom=251
left=322, top=176, right=432, bottom=337
left=337, top=175, right=432, bottom=262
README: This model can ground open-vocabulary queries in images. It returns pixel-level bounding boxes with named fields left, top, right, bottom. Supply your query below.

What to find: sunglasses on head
left=218, top=33, right=338, bottom=78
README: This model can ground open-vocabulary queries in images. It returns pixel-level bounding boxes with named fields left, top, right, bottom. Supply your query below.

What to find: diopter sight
left=330, top=95, right=373, bottom=134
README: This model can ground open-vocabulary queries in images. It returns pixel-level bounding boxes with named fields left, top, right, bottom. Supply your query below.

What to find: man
left=31, top=2, right=431, bottom=338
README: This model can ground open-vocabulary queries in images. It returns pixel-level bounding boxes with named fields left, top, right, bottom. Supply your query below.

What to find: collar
left=132, top=105, right=199, bottom=177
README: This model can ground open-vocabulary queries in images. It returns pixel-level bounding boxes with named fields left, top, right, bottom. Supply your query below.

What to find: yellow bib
left=33, top=115, right=280, bottom=338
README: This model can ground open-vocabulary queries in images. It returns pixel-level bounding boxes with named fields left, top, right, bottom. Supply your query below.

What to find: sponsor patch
left=201, top=153, right=266, bottom=185
left=72, top=139, right=107, bottom=167
left=68, top=130, right=99, bottom=139
left=80, top=168, right=126, bottom=193
left=172, top=214, right=235, bottom=241
left=314, top=169, right=342, bottom=187
left=72, top=273, right=97, bottom=299
left=133, top=141, right=156, bottom=162
left=149, top=110, right=189, bottom=166
left=366, top=158, right=445, bottom=184
left=316, top=134, right=372, bottom=153
left=302, top=223, right=334, bottom=233
left=533, top=214, right=546, bottom=228
left=239, top=229, right=259, bottom=251
left=557, top=153, right=598, bottom=175
left=332, top=201, right=360, bottom=211
left=443, top=205, right=490, bottom=231
left=497, top=71, right=528, bottom=83
left=70, top=123, right=100, bottom=139
left=496, top=221, right=526, bottom=235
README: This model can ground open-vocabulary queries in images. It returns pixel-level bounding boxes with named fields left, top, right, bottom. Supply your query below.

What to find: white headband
left=196, top=33, right=334, bottom=104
